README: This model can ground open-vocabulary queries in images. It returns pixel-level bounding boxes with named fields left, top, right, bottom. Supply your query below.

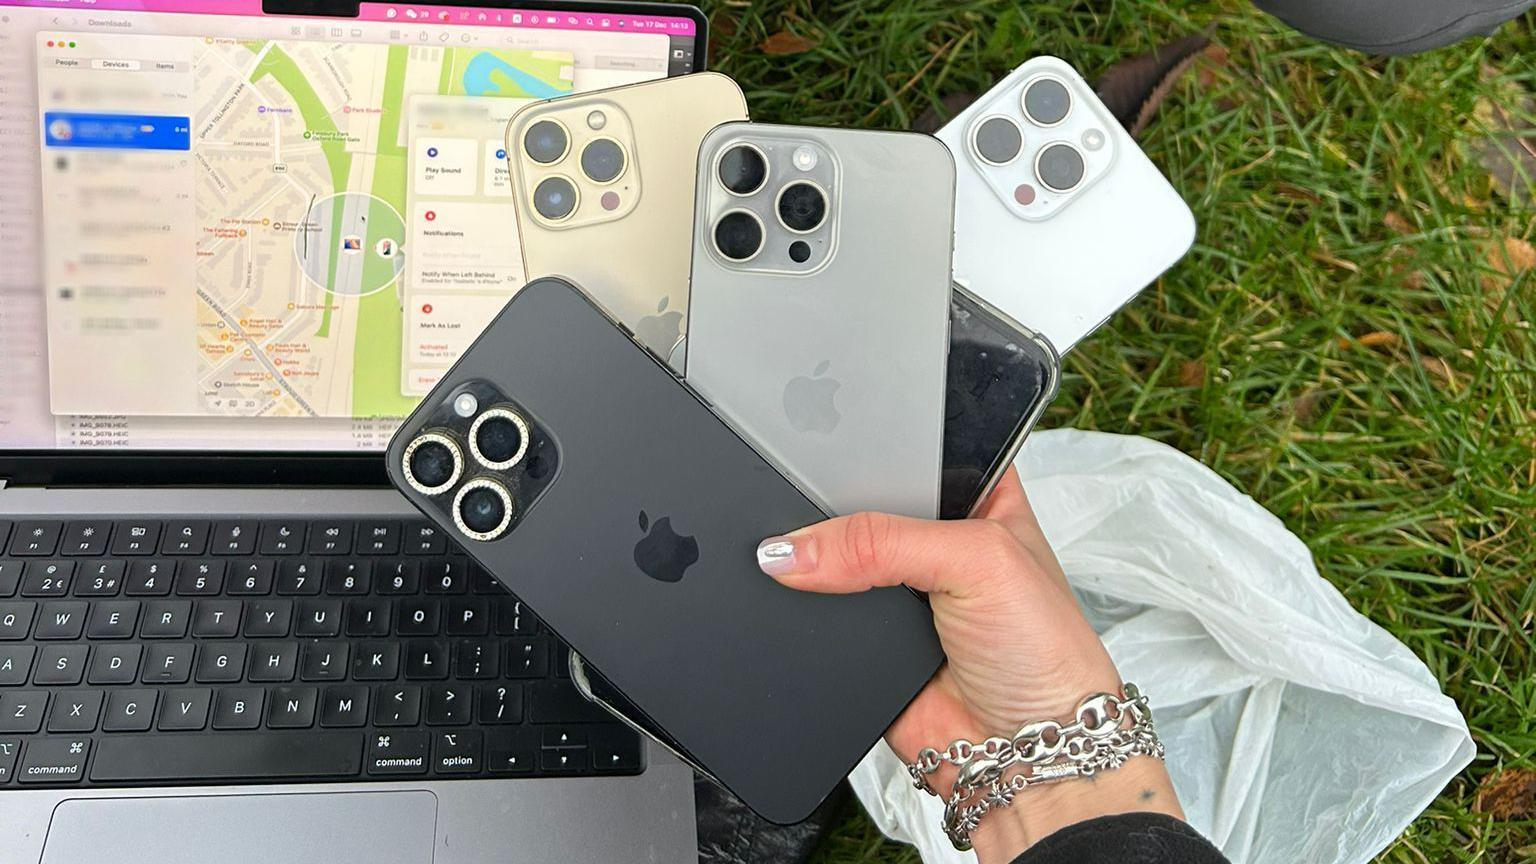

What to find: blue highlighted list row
left=43, top=112, right=192, bottom=151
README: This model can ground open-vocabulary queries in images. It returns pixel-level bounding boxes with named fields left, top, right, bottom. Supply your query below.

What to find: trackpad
left=43, top=791, right=437, bottom=864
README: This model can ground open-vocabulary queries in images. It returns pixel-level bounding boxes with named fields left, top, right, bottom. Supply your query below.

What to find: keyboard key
left=541, top=727, right=588, bottom=749
left=158, top=688, right=212, bottom=730
left=0, top=690, right=45, bottom=732
left=403, top=640, right=448, bottom=680
left=300, top=642, right=348, bottom=681
left=0, top=738, right=18, bottom=782
left=124, top=560, right=174, bottom=596
left=0, top=601, right=36, bottom=640
left=85, top=600, right=139, bottom=639
left=140, top=600, right=192, bottom=638
left=47, top=690, right=102, bottom=733
left=228, top=560, right=275, bottom=595
left=368, top=729, right=428, bottom=775
left=9, top=521, right=62, bottom=557
left=0, top=645, right=34, bottom=685
left=376, top=560, right=420, bottom=595
left=266, top=686, right=317, bottom=728
left=175, top=560, right=225, bottom=596
left=258, top=521, right=306, bottom=555
left=374, top=685, right=421, bottom=726
left=505, top=638, right=548, bottom=678
left=528, top=679, right=616, bottom=724
left=16, top=736, right=89, bottom=783
left=541, top=747, right=588, bottom=773
left=444, top=598, right=489, bottom=636
left=485, top=728, right=535, bottom=774
left=434, top=729, right=482, bottom=774
left=191, top=599, right=241, bottom=638
left=324, top=560, right=370, bottom=595
left=455, top=640, right=498, bottom=679
left=423, top=560, right=466, bottom=594
left=308, top=523, right=353, bottom=556
left=103, top=689, right=157, bottom=731
left=74, top=560, right=125, bottom=596
left=357, top=522, right=399, bottom=555
left=352, top=641, right=399, bottom=681
left=494, top=598, right=539, bottom=636
left=143, top=642, right=194, bottom=684
left=195, top=644, right=247, bottom=684
left=592, top=727, right=643, bottom=772
left=477, top=684, right=522, bottom=724
left=344, top=598, right=390, bottom=637
left=426, top=684, right=470, bottom=725
left=396, top=598, right=439, bottom=636
left=92, top=731, right=364, bottom=782
left=87, top=644, right=141, bottom=685
left=110, top=521, right=161, bottom=556
left=32, top=644, right=87, bottom=685
left=59, top=521, right=111, bottom=556
left=470, top=565, right=505, bottom=595
left=33, top=601, right=87, bottom=639
left=211, top=688, right=263, bottom=730
left=248, top=642, right=298, bottom=682
left=319, top=685, right=368, bottom=727
left=0, top=523, right=8, bottom=553
left=20, top=561, right=74, bottom=597
left=209, top=521, right=257, bottom=555
left=403, top=523, right=446, bottom=555
left=0, top=560, right=21, bottom=596
left=275, top=560, right=321, bottom=595
left=242, top=599, right=292, bottom=637
left=161, top=520, right=210, bottom=555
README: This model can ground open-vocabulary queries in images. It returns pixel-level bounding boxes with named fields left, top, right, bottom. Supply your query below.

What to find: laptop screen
left=0, top=0, right=701, bottom=455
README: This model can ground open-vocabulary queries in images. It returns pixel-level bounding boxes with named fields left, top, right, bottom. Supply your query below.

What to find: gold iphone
left=503, top=72, right=748, bottom=365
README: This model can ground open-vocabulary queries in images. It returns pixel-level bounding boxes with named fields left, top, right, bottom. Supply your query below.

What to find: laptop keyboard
left=0, top=518, right=642, bottom=787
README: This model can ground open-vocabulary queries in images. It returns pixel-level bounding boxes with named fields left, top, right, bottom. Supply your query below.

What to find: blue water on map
left=461, top=53, right=564, bottom=99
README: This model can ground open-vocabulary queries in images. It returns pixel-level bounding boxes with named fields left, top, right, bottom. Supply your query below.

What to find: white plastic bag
left=850, top=429, right=1473, bottom=864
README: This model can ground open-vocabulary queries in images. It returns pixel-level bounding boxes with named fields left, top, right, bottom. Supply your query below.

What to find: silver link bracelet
left=905, top=683, right=1165, bottom=851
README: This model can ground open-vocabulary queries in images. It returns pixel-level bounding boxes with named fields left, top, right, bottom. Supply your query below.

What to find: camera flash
left=792, top=145, right=817, bottom=171
left=586, top=110, right=606, bottom=130
left=453, top=392, right=479, bottom=417
left=1082, top=128, right=1105, bottom=151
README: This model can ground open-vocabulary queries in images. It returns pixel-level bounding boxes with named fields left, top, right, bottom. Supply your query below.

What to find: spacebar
left=91, top=733, right=365, bottom=783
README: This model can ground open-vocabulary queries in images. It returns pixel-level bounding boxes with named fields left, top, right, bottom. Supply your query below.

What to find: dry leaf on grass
left=1475, top=768, right=1536, bottom=820
left=1383, top=211, right=1414, bottom=235
left=1338, top=331, right=1402, bottom=350
left=1177, top=358, right=1205, bottom=387
left=1492, top=236, right=1536, bottom=275
left=1095, top=29, right=1213, bottom=138
left=760, top=30, right=817, bottom=56
left=1196, top=43, right=1229, bottom=89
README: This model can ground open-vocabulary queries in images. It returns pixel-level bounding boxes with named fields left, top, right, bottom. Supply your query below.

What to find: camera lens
left=532, top=176, right=578, bottom=221
left=776, top=182, right=827, bottom=233
left=1022, top=77, right=1072, bottom=127
left=402, top=432, right=461, bottom=494
left=717, top=144, right=767, bottom=195
left=1035, top=143, right=1085, bottom=192
left=454, top=478, right=513, bottom=541
left=973, top=116, right=1023, bottom=165
left=470, top=407, right=529, bottom=469
left=580, top=138, right=626, bottom=184
left=713, top=210, right=763, bottom=261
left=523, top=120, right=568, bottom=164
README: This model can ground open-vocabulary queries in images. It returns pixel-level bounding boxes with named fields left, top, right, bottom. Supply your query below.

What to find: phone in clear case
left=683, top=122, right=956, bottom=518
left=504, top=72, right=748, bottom=364
left=386, top=276, right=943, bottom=825
left=935, top=56, right=1195, bottom=353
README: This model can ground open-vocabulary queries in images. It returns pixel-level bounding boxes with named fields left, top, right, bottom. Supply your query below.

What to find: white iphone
left=936, top=56, right=1196, bottom=353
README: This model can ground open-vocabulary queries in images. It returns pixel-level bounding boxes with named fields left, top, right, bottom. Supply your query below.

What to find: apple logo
left=632, top=510, right=698, bottom=583
left=633, top=295, right=684, bottom=360
left=783, top=360, right=842, bottom=434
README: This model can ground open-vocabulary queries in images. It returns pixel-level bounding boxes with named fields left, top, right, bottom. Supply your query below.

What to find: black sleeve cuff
left=1010, top=813, right=1228, bottom=864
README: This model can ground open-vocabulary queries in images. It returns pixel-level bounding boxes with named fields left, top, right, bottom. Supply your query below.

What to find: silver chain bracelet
left=905, top=683, right=1165, bottom=851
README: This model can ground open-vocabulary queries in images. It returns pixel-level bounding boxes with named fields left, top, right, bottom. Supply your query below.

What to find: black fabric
left=1011, top=813, right=1229, bottom=864
left=1254, top=0, right=1534, bottom=54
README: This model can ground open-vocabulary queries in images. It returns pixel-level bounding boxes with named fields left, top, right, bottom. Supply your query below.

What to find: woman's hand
left=756, top=468, right=1181, bottom=862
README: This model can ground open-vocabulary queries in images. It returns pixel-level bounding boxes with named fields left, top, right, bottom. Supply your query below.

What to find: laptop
left=0, top=2, right=706, bottom=861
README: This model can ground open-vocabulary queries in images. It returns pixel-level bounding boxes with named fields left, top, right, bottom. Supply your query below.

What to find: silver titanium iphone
left=683, top=122, right=955, bottom=519
left=936, top=56, right=1196, bottom=353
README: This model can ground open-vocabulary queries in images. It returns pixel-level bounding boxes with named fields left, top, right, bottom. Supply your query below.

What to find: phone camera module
left=776, top=181, right=827, bottom=233
left=580, top=138, right=626, bottom=184
left=1021, top=76, right=1072, bottom=127
left=402, top=432, right=462, bottom=495
left=470, top=407, right=530, bottom=470
left=713, top=210, right=764, bottom=261
left=532, top=176, right=578, bottom=221
left=1035, top=143, right=1085, bottom=193
left=523, top=119, right=569, bottom=164
left=454, top=478, right=515, bottom=541
left=717, top=144, right=768, bottom=196
left=973, top=116, right=1023, bottom=165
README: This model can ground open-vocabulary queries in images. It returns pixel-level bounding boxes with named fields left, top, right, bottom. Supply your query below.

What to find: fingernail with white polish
left=756, top=537, right=800, bottom=577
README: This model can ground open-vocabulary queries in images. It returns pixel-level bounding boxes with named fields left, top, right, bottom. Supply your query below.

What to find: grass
left=700, top=1, right=1536, bottom=861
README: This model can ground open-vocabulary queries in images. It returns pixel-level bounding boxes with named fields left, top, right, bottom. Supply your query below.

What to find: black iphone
left=385, top=277, right=944, bottom=824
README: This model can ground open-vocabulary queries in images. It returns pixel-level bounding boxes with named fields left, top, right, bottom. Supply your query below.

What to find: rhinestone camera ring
left=401, top=431, right=463, bottom=496
left=452, top=477, right=515, bottom=542
left=468, top=407, right=531, bottom=471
